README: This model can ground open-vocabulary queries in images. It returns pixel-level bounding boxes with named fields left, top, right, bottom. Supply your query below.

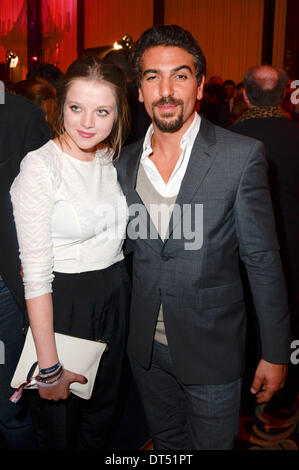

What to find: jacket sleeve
left=234, top=140, right=290, bottom=363
left=23, top=106, right=50, bottom=156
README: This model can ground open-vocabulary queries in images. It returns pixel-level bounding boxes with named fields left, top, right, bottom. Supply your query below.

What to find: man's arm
left=23, top=105, right=50, bottom=156
left=233, top=141, right=290, bottom=402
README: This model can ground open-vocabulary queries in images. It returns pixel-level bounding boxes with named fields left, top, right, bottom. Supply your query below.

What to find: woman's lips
left=77, top=130, right=96, bottom=138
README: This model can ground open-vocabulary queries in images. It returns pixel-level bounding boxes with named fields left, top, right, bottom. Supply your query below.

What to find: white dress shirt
left=140, top=112, right=201, bottom=197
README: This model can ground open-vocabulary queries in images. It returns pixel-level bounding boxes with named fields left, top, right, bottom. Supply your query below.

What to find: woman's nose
left=81, top=111, right=94, bottom=128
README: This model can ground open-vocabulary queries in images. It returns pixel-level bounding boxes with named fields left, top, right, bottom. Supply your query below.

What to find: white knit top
left=10, top=140, right=128, bottom=300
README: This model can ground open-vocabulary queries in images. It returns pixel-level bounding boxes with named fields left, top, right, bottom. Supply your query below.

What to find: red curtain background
left=41, top=0, right=77, bottom=73
left=0, top=0, right=27, bottom=81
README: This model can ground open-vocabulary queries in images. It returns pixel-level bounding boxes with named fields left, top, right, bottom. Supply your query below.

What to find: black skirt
left=29, top=260, right=131, bottom=450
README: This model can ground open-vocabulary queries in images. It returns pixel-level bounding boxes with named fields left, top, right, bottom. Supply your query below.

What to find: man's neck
left=147, top=112, right=196, bottom=184
left=150, top=111, right=196, bottom=160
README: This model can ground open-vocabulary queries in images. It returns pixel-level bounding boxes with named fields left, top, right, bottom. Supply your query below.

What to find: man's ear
left=138, top=87, right=144, bottom=103
left=197, top=76, right=205, bottom=101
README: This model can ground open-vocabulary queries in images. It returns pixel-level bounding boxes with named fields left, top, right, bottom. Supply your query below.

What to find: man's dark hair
left=235, top=82, right=244, bottom=90
left=223, top=79, right=235, bottom=87
left=104, top=49, right=133, bottom=81
left=244, top=66, right=288, bottom=106
left=204, top=83, right=225, bottom=103
left=131, top=24, right=206, bottom=86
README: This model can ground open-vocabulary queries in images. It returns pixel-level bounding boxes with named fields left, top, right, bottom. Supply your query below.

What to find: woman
left=10, top=56, right=130, bottom=449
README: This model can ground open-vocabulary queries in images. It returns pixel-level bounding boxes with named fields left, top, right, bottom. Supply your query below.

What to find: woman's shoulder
left=13, top=140, right=63, bottom=194
left=21, top=140, right=62, bottom=171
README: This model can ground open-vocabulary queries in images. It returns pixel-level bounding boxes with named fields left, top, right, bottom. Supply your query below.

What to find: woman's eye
left=97, top=109, right=108, bottom=116
left=70, top=105, right=80, bottom=112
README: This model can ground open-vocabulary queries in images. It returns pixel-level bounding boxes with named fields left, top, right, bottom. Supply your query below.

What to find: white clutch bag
left=10, top=327, right=107, bottom=402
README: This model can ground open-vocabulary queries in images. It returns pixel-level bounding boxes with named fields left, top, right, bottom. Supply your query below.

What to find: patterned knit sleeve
left=10, top=150, right=54, bottom=299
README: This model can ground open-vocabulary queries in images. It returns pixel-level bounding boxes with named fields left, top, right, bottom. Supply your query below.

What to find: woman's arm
left=28, top=293, right=87, bottom=401
left=10, top=150, right=86, bottom=400
left=26, top=293, right=58, bottom=369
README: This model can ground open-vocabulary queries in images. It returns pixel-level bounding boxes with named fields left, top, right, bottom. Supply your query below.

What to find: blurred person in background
left=0, top=92, right=50, bottom=449
left=232, top=65, right=299, bottom=415
left=26, top=63, right=63, bottom=90
left=12, top=77, right=57, bottom=134
left=223, top=79, right=235, bottom=115
left=104, top=49, right=151, bottom=144
left=231, top=82, right=248, bottom=121
left=199, top=82, right=231, bottom=127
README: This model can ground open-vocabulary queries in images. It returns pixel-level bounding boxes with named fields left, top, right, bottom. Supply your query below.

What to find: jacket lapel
left=167, top=116, right=217, bottom=239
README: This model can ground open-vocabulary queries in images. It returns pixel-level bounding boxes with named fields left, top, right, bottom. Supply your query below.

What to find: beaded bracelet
left=37, top=365, right=63, bottom=382
left=38, top=370, right=64, bottom=384
left=39, top=362, right=61, bottom=376
left=36, top=370, right=64, bottom=388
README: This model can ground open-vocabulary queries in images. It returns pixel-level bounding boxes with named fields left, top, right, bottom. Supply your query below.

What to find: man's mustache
left=152, top=97, right=184, bottom=107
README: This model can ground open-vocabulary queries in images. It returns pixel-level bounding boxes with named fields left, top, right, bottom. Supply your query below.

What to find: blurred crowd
left=4, top=55, right=299, bottom=142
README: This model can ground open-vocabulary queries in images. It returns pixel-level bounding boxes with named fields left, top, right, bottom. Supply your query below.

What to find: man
left=116, top=25, right=290, bottom=450
left=0, top=91, right=50, bottom=448
left=231, top=65, right=299, bottom=407
left=231, top=82, right=247, bottom=120
left=223, top=79, right=235, bottom=116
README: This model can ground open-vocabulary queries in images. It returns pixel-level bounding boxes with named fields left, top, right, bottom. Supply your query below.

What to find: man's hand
left=250, top=358, right=288, bottom=403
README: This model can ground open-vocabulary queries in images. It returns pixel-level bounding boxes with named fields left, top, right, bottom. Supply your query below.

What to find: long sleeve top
left=10, top=140, right=128, bottom=299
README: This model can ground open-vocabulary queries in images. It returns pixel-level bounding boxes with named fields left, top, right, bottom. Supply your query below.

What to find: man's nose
left=159, top=76, right=174, bottom=97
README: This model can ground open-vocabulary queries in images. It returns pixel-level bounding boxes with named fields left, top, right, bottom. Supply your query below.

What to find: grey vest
left=136, top=164, right=177, bottom=345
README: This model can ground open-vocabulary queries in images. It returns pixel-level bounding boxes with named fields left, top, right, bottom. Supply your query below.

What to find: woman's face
left=63, top=78, right=117, bottom=159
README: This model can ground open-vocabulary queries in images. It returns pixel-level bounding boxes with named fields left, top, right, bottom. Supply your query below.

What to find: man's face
left=224, top=84, right=234, bottom=100
left=138, top=46, right=204, bottom=133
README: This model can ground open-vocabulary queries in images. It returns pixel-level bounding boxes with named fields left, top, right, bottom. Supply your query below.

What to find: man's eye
left=97, top=109, right=108, bottom=116
left=146, top=75, right=157, bottom=81
left=175, top=74, right=187, bottom=80
left=70, top=105, right=80, bottom=112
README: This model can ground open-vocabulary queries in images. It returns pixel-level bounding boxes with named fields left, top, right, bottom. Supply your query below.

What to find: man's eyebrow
left=173, top=65, right=193, bottom=74
left=142, top=65, right=193, bottom=77
left=143, top=69, right=158, bottom=76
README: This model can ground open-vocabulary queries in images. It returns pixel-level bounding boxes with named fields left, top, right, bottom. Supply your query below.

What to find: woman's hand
left=38, top=369, right=87, bottom=401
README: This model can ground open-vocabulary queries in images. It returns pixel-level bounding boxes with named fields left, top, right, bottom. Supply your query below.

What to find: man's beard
left=152, top=97, right=184, bottom=132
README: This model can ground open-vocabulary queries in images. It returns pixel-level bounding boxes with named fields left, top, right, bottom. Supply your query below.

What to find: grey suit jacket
left=116, top=115, right=290, bottom=384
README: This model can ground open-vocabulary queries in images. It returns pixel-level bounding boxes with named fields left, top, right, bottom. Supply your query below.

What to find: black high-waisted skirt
left=29, top=259, right=131, bottom=450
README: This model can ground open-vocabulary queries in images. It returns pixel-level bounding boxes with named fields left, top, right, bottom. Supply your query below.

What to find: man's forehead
left=140, top=46, right=196, bottom=71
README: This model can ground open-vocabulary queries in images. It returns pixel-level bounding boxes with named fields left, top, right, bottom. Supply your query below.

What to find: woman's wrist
left=39, top=361, right=61, bottom=376
left=36, top=369, right=64, bottom=388
left=37, top=361, right=64, bottom=383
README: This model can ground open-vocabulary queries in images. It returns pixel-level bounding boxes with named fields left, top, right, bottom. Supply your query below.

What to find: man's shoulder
left=231, top=116, right=299, bottom=143
left=117, top=138, right=144, bottom=168
left=3, top=92, right=40, bottom=113
left=210, top=120, right=263, bottom=152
